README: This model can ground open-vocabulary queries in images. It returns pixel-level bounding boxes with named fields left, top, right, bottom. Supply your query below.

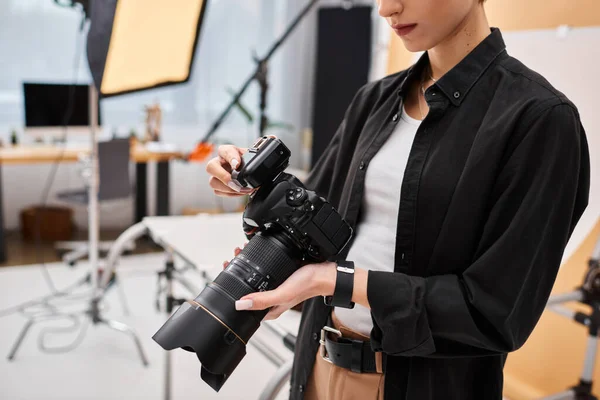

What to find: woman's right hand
left=205, top=145, right=254, bottom=197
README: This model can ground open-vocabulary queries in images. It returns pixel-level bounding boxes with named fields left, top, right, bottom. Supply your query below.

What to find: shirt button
left=392, top=113, right=399, bottom=122
left=359, top=161, right=366, bottom=170
left=312, top=332, right=318, bottom=341
left=453, top=91, right=461, bottom=98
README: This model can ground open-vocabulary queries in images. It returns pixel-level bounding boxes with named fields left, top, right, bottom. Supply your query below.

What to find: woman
left=206, top=0, right=590, bottom=399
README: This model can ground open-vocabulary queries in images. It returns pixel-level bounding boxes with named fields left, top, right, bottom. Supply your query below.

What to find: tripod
left=7, top=85, right=148, bottom=366
left=542, top=233, right=600, bottom=400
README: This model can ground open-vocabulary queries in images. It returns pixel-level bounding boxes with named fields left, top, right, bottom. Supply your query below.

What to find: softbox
left=86, top=0, right=208, bottom=97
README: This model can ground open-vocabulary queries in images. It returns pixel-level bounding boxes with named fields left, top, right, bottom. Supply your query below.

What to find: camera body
left=237, top=136, right=352, bottom=265
left=240, top=136, right=351, bottom=261
left=153, top=137, right=352, bottom=391
left=244, top=173, right=352, bottom=264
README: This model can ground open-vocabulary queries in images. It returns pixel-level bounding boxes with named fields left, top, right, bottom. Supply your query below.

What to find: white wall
left=501, top=26, right=600, bottom=261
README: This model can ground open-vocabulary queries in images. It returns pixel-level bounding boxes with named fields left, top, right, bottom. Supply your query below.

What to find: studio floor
left=0, top=252, right=298, bottom=400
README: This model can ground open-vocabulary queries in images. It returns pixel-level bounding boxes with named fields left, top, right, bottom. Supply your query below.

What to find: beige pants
left=304, top=312, right=385, bottom=400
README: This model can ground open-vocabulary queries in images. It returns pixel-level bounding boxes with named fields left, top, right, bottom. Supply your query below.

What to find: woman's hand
left=234, top=262, right=337, bottom=320
left=205, top=144, right=254, bottom=196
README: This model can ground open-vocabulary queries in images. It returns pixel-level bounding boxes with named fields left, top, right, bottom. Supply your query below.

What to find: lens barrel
left=152, top=230, right=303, bottom=391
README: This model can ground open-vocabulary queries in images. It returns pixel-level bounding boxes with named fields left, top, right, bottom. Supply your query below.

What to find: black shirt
left=289, top=27, right=590, bottom=400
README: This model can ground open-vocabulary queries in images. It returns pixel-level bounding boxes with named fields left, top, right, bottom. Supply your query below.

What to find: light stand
left=199, top=0, right=320, bottom=143
left=541, top=234, right=600, bottom=400
left=8, top=0, right=209, bottom=364
left=155, top=251, right=186, bottom=400
left=9, top=0, right=209, bottom=375
left=87, top=84, right=148, bottom=366
left=7, top=85, right=148, bottom=366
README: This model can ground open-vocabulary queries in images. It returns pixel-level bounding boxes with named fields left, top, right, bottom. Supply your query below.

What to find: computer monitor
left=23, top=82, right=102, bottom=136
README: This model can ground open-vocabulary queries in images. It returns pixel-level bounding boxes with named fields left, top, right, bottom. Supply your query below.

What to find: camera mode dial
left=286, top=187, right=307, bottom=207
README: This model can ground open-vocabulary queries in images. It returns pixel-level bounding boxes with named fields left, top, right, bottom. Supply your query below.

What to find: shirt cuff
left=367, top=270, right=436, bottom=356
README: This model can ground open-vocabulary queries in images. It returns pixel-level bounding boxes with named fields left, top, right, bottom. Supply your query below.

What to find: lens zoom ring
left=240, top=234, right=298, bottom=286
left=213, top=272, right=254, bottom=300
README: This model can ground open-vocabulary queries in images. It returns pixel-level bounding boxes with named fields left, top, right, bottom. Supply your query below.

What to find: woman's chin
left=400, top=40, right=428, bottom=53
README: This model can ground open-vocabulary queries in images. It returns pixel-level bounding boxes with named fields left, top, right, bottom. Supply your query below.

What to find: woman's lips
left=392, top=23, right=417, bottom=36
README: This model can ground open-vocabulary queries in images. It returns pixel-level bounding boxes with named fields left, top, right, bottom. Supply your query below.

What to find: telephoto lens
left=153, top=230, right=303, bottom=391
left=152, top=137, right=352, bottom=391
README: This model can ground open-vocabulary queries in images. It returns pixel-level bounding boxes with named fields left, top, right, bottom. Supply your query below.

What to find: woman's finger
left=205, top=156, right=232, bottom=184
left=205, top=157, right=245, bottom=193
left=218, top=145, right=246, bottom=171
left=213, top=189, right=247, bottom=198
left=207, top=159, right=253, bottom=194
left=209, top=176, right=252, bottom=195
left=234, top=247, right=242, bottom=256
left=209, top=176, right=236, bottom=193
left=235, top=289, right=285, bottom=311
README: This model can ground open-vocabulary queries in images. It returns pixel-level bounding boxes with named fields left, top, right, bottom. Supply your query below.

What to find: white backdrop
left=501, top=26, right=600, bottom=261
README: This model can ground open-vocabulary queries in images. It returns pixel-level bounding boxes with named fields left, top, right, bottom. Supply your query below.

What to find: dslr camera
left=152, top=136, right=352, bottom=391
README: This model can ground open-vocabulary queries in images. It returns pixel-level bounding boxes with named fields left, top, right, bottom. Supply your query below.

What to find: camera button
left=224, top=330, right=237, bottom=345
left=287, top=188, right=307, bottom=206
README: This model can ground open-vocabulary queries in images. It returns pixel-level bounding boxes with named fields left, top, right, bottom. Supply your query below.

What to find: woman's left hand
left=234, top=261, right=336, bottom=320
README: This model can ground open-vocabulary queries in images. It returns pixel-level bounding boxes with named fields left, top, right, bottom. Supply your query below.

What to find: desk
left=0, top=144, right=185, bottom=263
left=0, top=144, right=183, bottom=164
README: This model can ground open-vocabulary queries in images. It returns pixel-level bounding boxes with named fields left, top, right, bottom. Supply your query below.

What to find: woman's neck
left=427, top=6, right=491, bottom=80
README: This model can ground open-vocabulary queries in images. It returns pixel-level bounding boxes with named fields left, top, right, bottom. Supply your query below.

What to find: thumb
left=217, top=145, right=246, bottom=171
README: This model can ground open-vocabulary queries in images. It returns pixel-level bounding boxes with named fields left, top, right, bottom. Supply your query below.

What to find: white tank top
left=334, top=105, right=421, bottom=336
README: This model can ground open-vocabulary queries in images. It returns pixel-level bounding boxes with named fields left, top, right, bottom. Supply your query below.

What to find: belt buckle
left=319, top=326, right=342, bottom=364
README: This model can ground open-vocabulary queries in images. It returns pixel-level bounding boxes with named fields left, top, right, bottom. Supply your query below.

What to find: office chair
left=55, top=138, right=136, bottom=266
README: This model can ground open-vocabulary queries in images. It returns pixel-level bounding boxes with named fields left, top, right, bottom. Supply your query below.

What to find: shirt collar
left=398, top=27, right=507, bottom=106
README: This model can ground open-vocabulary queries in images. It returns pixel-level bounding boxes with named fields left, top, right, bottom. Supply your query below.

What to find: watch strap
left=324, top=261, right=355, bottom=309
